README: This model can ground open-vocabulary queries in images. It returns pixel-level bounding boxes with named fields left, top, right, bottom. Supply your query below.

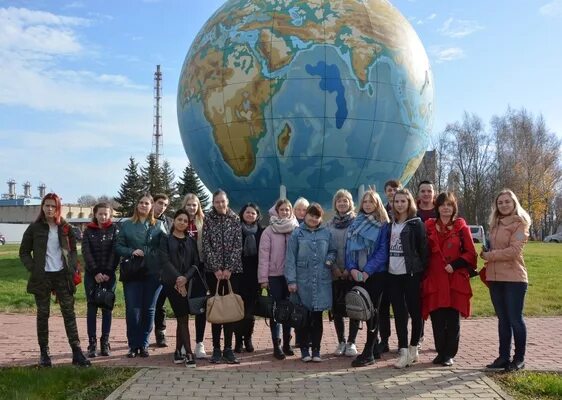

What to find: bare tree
left=76, top=194, right=98, bottom=207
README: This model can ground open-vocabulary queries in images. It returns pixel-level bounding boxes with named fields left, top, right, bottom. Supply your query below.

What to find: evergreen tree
left=160, top=160, right=177, bottom=199
left=114, top=157, right=144, bottom=216
left=140, top=153, right=164, bottom=195
left=176, top=163, right=210, bottom=210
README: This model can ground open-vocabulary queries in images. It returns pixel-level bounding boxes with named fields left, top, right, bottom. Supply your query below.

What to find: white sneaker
left=334, top=342, right=346, bottom=356
left=194, top=342, right=207, bottom=359
left=417, top=336, right=424, bottom=351
left=394, top=348, right=410, bottom=369
left=344, top=342, right=358, bottom=357
left=408, top=345, right=419, bottom=364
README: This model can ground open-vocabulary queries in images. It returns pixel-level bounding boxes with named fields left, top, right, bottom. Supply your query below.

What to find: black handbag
left=273, top=294, right=309, bottom=329
left=254, top=288, right=274, bottom=318
left=119, top=255, right=146, bottom=282
left=91, top=284, right=115, bottom=311
left=187, top=265, right=210, bottom=315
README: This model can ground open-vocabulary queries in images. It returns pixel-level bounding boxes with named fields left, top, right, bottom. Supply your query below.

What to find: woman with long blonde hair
left=480, top=189, right=531, bottom=372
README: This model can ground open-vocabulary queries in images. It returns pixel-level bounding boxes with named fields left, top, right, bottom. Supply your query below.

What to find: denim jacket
left=284, top=223, right=336, bottom=312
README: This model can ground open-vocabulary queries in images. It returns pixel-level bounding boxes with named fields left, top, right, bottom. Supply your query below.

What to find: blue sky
left=1, top=0, right=561, bottom=203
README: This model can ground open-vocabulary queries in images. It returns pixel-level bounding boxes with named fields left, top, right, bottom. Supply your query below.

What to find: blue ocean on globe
left=177, top=0, right=434, bottom=209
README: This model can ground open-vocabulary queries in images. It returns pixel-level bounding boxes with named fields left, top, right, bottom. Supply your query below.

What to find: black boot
left=100, top=335, right=111, bottom=357
left=72, top=346, right=91, bottom=367
left=273, top=338, right=286, bottom=360
left=87, top=337, right=97, bottom=358
left=39, top=346, right=52, bottom=367
left=282, top=333, right=294, bottom=356
left=244, top=319, right=255, bottom=352
left=234, top=333, right=244, bottom=353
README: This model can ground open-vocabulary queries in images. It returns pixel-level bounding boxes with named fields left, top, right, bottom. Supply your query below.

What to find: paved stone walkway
left=1, top=313, right=560, bottom=399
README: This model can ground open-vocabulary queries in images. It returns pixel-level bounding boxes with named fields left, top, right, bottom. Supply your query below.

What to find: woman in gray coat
left=285, top=203, right=336, bottom=362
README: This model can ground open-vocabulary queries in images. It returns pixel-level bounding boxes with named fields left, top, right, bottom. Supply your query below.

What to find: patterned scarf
left=332, top=211, right=354, bottom=229
left=346, top=212, right=384, bottom=254
left=269, top=215, right=299, bottom=234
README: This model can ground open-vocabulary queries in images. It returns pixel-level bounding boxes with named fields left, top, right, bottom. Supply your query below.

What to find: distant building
left=0, top=204, right=94, bottom=224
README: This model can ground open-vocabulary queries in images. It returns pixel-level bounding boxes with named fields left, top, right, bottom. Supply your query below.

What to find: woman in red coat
left=422, top=192, right=477, bottom=366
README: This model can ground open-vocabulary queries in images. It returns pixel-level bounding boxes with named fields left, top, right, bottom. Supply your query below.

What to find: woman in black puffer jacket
left=81, top=202, right=119, bottom=358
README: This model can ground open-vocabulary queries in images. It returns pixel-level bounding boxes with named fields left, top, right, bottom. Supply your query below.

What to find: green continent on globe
left=179, top=0, right=432, bottom=177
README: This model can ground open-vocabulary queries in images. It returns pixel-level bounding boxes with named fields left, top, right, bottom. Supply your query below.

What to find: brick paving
left=1, top=313, right=560, bottom=399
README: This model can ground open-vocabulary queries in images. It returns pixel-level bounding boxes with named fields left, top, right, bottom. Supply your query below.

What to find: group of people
left=19, top=180, right=531, bottom=372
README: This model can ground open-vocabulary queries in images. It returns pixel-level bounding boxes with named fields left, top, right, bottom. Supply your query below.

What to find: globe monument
left=177, top=0, right=433, bottom=208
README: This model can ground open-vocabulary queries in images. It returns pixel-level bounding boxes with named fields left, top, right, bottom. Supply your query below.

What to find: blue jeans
left=123, top=276, right=162, bottom=349
left=84, top=272, right=116, bottom=339
left=489, top=281, right=527, bottom=362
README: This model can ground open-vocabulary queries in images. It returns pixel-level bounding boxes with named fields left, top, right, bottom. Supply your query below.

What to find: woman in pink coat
left=258, top=199, right=299, bottom=359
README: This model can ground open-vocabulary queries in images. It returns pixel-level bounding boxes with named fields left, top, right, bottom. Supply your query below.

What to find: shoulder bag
left=254, top=288, right=275, bottom=318
left=187, top=265, right=210, bottom=315
left=119, top=226, right=151, bottom=282
left=206, top=279, right=245, bottom=324
left=91, top=283, right=116, bottom=311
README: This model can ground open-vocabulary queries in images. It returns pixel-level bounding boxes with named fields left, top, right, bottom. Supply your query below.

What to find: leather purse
left=254, top=288, right=274, bottom=318
left=273, top=294, right=309, bottom=329
left=91, top=284, right=115, bottom=311
left=119, top=255, right=146, bottom=282
left=206, top=279, right=245, bottom=324
left=187, top=265, right=210, bottom=315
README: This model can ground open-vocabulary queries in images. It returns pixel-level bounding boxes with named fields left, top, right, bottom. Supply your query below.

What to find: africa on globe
left=177, top=0, right=434, bottom=208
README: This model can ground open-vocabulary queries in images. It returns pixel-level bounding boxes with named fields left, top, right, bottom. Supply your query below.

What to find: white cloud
left=429, top=46, right=466, bottom=63
left=539, top=0, right=562, bottom=17
left=410, top=13, right=438, bottom=26
left=439, top=18, right=484, bottom=38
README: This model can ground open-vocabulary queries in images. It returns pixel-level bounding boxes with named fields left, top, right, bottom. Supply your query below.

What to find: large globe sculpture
left=177, top=0, right=433, bottom=209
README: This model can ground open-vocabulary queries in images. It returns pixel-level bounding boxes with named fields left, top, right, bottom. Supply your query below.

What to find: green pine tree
left=176, top=163, right=210, bottom=210
left=114, top=157, right=144, bottom=216
left=160, top=160, right=177, bottom=199
left=140, top=153, right=164, bottom=195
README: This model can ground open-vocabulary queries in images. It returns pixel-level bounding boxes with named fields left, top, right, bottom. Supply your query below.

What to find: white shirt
left=45, top=225, right=64, bottom=272
left=389, top=221, right=407, bottom=275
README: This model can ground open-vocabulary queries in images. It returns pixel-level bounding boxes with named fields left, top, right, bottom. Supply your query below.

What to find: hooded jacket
left=484, top=215, right=529, bottom=283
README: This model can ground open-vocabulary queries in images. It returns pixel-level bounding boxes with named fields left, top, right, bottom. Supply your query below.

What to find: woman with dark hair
left=81, top=202, right=118, bottom=358
left=19, top=193, right=90, bottom=367
left=235, top=203, right=264, bottom=353
left=258, top=199, right=299, bottom=359
left=159, top=209, right=200, bottom=367
left=422, top=192, right=477, bottom=367
left=481, top=189, right=531, bottom=372
left=388, top=189, right=427, bottom=368
left=115, top=194, right=167, bottom=358
left=182, top=193, right=208, bottom=359
left=285, top=203, right=336, bottom=362
left=202, top=189, right=243, bottom=364
left=345, top=190, right=390, bottom=368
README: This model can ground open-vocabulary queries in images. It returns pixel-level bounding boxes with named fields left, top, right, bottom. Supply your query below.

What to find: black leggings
left=430, top=307, right=460, bottom=358
left=297, top=311, right=323, bottom=351
left=388, top=272, right=422, bottom=348
left=356, top=272, right=385, bottom=357
left=207, top=272, right=240, bottom=349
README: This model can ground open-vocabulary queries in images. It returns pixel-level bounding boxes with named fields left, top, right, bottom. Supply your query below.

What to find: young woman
left=182, top=193, right=207, bottom=359
left=235, top=203, right=264, bottom=353
left=258, top=199, right=299, bottom=359
left=481, top=189, right=531, bottom=372
left=202, top=190, right=243, bottom=364
left=81, top=202, right=118, bottom=358
left=19, top=193, right=90, bottom=367
left=422, top=192, right=477, bottom=367
left=388, top=189, right=427, bottom=368
left=285, top=203, right=336, bottom=362
left=293, top=197, right=309, bottom=224
left=326, top=189, right=359, bottom=357
left=345, top=190, right=390, bottom=367
left=115, top=194, right=166, bottom=358
left=159, top=209, right=200, bottom=367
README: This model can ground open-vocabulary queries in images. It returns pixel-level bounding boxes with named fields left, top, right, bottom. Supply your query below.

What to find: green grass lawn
left=1, top=242, right=562, bottom=317
left=492, top=371, right=562, bottom=400
left=0, top=366, right=137, bottom=400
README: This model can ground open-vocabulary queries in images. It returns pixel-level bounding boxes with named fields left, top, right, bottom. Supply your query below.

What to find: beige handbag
left=206, top=279, right=245, bottom=324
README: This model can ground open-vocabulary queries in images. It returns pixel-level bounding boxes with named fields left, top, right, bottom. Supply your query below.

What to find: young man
left=377, top=179, right=401, bottom=355
left=417, top=181, right=436, bottom=222
left=153, top=194, right=171, bottom=347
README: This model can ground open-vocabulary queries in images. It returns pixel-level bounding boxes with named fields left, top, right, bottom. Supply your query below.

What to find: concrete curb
left=481, top=374, right=515, bottom=400
left=104, top=368, right=147, bottom=400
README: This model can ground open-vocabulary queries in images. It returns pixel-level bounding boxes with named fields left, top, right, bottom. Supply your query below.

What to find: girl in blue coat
left=285, top=203, right=336, bottom=362
left=345, top=190, right=390, bottom=367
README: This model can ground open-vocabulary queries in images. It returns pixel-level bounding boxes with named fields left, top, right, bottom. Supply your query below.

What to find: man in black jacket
left=153, top=194, right=171, bottom=347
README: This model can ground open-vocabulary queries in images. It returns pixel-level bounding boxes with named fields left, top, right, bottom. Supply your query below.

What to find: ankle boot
left=100, top=335, right=111, bottom=357
left=244, top=319, right=255, bottom=352
left=72, top=346, right=91, bottom=367
left=273, top=338, right=286, bottom=360
left=39, top=346, right=52, bottom=367
left=234, top=334, right=244, bottom=353
left=87, top=337, right=97, bottom=358
left=282, top=333, right=294, bottom=356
